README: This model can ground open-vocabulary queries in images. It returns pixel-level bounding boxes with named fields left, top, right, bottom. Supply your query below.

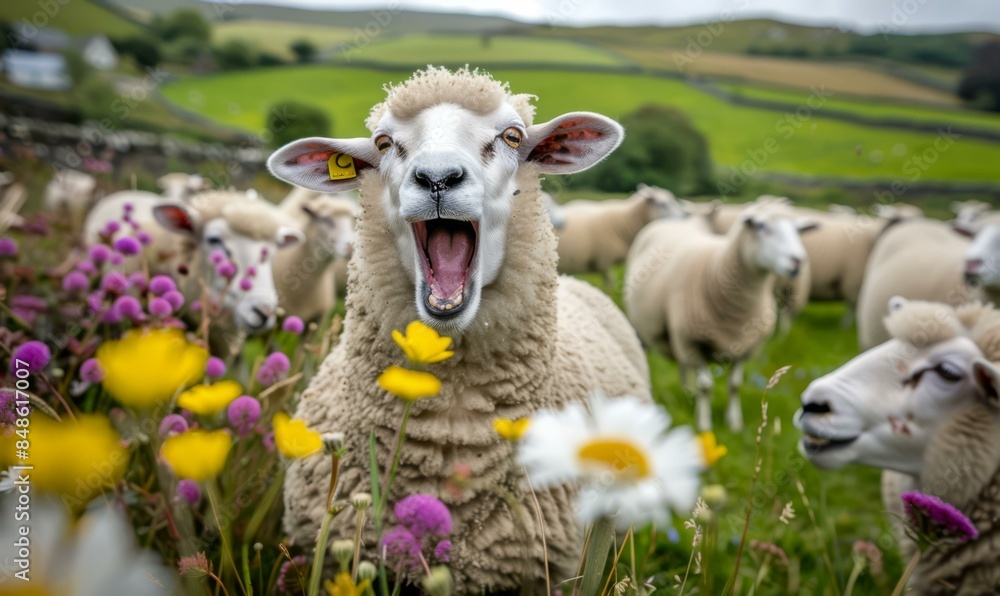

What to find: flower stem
left=380, top=401, right=413, bottom=508
left=207, top=480, right=247, bottom=596
left=351, top=509, right=365, bottom=582
left=843, top=557, right=865, bottom=596
left=523, top=466, right=551, bottom=596
left=890, top=551, right=921, bottom=596
left=308, top=505, right=337, bottom=596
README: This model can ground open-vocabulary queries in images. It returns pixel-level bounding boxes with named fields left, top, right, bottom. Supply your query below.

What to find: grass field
left=0, top=0, right=142, bottom=37
left=161, top=66, right=1000, bottom=183
left=335, top=33, right=628, bottom=67
left=611, top=48, right=960, bottom=105
left=214, top=20, right=356, bottom=60
left=718, top=83, right=1000, bottom=132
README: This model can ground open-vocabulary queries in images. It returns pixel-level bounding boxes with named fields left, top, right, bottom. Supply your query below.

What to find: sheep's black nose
left=250, top=305, right=273, bottom=329
left=788, top=257, right=801, bottom=278
left=413, top=165, right=464, bottom=193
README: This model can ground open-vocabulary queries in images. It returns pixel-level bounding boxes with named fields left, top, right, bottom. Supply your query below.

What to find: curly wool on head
left=365, top=66, right=536, bottom=130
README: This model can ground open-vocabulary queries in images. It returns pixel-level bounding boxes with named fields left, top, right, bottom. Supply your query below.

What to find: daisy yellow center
left=577, top=437, right=651, bottom=481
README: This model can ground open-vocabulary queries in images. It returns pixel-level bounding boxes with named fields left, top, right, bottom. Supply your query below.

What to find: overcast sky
left=251, top=0, right=999, bottom=33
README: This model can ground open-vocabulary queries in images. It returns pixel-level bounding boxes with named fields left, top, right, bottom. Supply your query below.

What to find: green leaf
left=580, top=516, right=616, bottom=596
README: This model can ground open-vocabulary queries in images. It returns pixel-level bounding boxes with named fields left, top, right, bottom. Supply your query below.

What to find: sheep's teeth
left=428, top=294, right=440, bottom=309
left=444, top=304, right=453, bottom=311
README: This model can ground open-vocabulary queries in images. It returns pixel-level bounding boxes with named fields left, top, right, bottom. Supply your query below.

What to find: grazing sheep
left=541, top=190, right=565, bottom=230
left=157, top=172, right=210, bottom=201
left=625, top=200, right=815, bottom=431
left=553, top=184, right=684, bottom=286
left=83, top=189, right=303, bottom=351
left=951, top=199, right=994, bottom=227
left=855, top=218, right=1000, bottom=349
left=274, top=187, right=358, bottom=322
left=44, top=169, right=98, bottom=230
left=268, top=67, right=649, bottom=592
left=799, top=298, right=1000, bottom=594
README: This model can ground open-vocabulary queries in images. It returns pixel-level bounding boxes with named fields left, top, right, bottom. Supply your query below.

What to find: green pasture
left=0, top=0, right=142, bottom=37
left=332, top=33, right=628, bottom=67
left=161, top=65, right=1000, bottom=183
left=214, top=20, right=356, bottom=60
left=719, top=82, right=1000, bottom=133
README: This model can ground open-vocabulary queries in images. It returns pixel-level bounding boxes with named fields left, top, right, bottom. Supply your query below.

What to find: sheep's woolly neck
left=365, top=66, right=536, bottom=130
left=886, top=302, right=1000, bottom=593
left=284, top=164, right=649, bottom=591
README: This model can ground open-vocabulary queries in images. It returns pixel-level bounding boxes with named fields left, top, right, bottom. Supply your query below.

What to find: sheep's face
left=302, top=201, right=357, bottom=261
left=268, top=93, right=623, bottom=334
left=964, top=223, right=1000, bottom=289
left=154, top=204, right=303, bottom=334
left=636, top=184, right=685, bottom=222
left=741, top=212, right=814, bottom=279
left=797, top=306, right=1000, bottom=476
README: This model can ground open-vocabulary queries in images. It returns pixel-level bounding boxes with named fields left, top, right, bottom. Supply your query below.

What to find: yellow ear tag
left=328, top=153, right=357, bottom=180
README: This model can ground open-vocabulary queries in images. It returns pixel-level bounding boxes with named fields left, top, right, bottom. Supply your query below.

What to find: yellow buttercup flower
left=698, top=431, right=728, bottom=467
left=392, top=321, right=454, bottom=365
left=272, top=412, right=323, bottom=458
left=177, top=380, right=243, bottom=415
left=326, top=572, right=371, bottom=596
left=161, top=429, right=232, bottom=481
left=0, top=414, right=127, bottom=505
left=377, top=365, right=441, bottom=401
left=97, top=328, right=208, bottom=409
left=493, top=418, right=531, bottom=442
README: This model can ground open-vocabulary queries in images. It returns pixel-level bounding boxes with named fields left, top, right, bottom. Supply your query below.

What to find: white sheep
left=855, top=218, right=1000, bottom=350
left=82, top=189, right=303, bottom=352
left=553, top=184, right=686, bottom=286
left=44, top=168, right=98, bottom=231
left=684, top=197, right=813, bottom=331
left=950, top=199, right=994, bottom=227
left=273, top=186, right=358, bottom=322
left=625, top=200, right=815, bottom=431
left=157, top=172, right=210, bottom=201
left=799, top=298, right=1000, bottom=594
left=268, top=67, right=649, bottom=592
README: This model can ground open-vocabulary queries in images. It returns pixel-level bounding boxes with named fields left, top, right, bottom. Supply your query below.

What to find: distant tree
left=115, top=36, right=161, bottom=69
left=566, top=104, right=714, bottom=195
left=76, top=77, right=123, bottom=122
left=290, top=39, right=317, bottom=63
left=958, top=41, right=1000, bottom=112
left=266, top=101, right=332, bottom=149
left=152, top=9, right=211, bottom=44
left=214, top=39, right=255, bottom=70
left=257, top=52, right=286, bottom=67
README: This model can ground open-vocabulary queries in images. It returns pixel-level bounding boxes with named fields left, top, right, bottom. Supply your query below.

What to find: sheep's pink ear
left=153, top=203, right=199, bottom=236
left=276, top=226, right=304, bottom=249
left=268, top=137, right=381, bottom=193
left=520, top=112, right=624, bottom=175
left=972, top=358, right=1000, bottom=407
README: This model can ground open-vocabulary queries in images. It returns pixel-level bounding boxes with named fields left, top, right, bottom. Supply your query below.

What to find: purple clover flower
left=216, top=261, right=236, bottom=280
left=256, top=352, right=290, bottom=386
left=228, top=396, right=261, bottom=436
left=282, top=316, right=304, bottom=334
left=10, top=341, right=50, bottom=373
left=901, top=490, right=979, bottom=543
left=0, top=389, right=18, bottom=432
left=209, top=250, right=225, bottom=265
left=148, top=275, right=176, bottom=295
left=136, top=230, right=152, bottom=246
left=177, top=479, right=201, bottom=506
left=394, top=494, right=453, bottom=539
left=101, top=272, right=128, bottom=295
left=11, top=295, right=46, bottom=312
left=163, top=290, right=185, bottom=310
left=102, top=221, right=120, bottom=237
left=113, top=295, right=144, bottom=323
left=433, top=540, right=451, bottom=563
left=113, top=236, right=141, bottom=256
left=380, top=526, right=421, bottom=571
left=0, top=237, right=18, bottom=257
left=148, top=297, right=173, bottom=318
left=89, top=244, right=112, bottom=264
left=128, top=272, right=147, bottom=292
left=238, top=278, right=253, bottom=292
left=206, top=357, right=226, bottom=378
left=159, top=414, right=189, bottom=438
left=76, top=260, right=97, bottom=275
left=80, top=358, right=104, bottom=383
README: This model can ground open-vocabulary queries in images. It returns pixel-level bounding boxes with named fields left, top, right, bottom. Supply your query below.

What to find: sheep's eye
left=374, top=135, right=393, bottom=153
left=934, top=362, right=963, bottom=382
left=501, top=127, right=522, bottom=149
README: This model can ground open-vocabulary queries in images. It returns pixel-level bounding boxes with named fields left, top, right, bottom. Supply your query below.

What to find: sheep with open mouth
left=797, top=298, right=1000, bottom=594
left=267, top=67, right=651, bottom=592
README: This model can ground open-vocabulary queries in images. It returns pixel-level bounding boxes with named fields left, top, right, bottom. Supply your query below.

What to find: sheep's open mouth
left=801, top=433, right=857, bottom=454
left=413, top=218, right=478, bottom=316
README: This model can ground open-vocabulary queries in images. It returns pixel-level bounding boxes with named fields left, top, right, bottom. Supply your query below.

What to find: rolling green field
left=214, top=20, right=356, bottom=60
left=162, top=66, right=1000, bottom=183
left=0, top=0, right=142, bottom=37
left=719, top=82, right=1000, bottom=132
left=334, top=33, right=628, bottom=67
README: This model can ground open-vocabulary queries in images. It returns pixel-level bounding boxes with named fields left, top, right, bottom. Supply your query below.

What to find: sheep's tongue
left=427, top=225, right=473, bottom=301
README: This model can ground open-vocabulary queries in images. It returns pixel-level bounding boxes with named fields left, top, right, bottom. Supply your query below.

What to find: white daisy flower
left=517, top=392, right=703, bottom=528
